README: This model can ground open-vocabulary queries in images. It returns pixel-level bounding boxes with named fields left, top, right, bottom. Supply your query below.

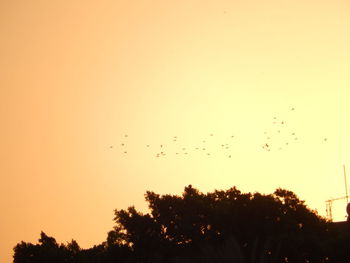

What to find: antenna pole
left=344, top=165, right=348, bottom=204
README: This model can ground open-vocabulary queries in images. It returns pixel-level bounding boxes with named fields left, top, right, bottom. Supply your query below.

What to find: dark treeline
left=13, top=185, right=350, bottom=262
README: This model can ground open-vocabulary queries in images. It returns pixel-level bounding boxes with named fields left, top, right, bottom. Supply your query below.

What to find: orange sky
left=2, top=0, right=350, bottom=262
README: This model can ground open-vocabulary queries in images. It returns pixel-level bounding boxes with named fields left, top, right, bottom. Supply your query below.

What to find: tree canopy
left=13, top=185, right=350, bottom=263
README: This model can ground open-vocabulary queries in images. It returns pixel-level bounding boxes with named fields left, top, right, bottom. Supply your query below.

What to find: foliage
left=114, top=185, right=331, bottom=262
left=13, top=185, right=350, bottom=262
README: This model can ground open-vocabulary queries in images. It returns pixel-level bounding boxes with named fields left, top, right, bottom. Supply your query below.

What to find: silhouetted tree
left=14, top=185, right=348, bottom=263
left=13, top=232, right=68, bottom=263
left=114, top=185, right=332, bottom=262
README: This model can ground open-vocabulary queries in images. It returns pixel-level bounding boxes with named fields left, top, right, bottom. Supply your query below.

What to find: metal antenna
left=344, top=165, right=349, bottom=204
left=325, top=165, right=350, bottom=221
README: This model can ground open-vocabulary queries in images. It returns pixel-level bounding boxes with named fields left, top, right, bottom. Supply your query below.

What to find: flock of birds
left=112, top=133, right=236, bottom=159
left=110, top=108, right=328, bottom=158
left=262, top=108, right=297, bottom=152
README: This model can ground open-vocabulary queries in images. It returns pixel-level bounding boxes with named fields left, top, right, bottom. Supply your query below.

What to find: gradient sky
left=2, top=0, right=350, bottom=262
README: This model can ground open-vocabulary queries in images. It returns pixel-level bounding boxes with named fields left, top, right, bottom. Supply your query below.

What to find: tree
left=13, top=232, right=67, bottom=263
left=14, top=185, right=342, bottom=262
left=113, top=185, right=332, bottom=262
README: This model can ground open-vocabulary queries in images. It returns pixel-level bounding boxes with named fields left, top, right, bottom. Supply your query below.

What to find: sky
left=1, top=0, right=350, bottom=262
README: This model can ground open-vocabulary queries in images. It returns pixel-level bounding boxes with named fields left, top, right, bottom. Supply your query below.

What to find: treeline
left=13, top=185, right=350, bottom=262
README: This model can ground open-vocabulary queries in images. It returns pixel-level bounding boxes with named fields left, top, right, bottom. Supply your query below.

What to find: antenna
left=325, top=165, right=350, bottom=221
left=344, top=165, right=348, bottom=204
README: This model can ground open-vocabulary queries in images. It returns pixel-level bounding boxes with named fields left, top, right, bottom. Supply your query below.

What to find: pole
left=344, top=165, right=348, bottom=204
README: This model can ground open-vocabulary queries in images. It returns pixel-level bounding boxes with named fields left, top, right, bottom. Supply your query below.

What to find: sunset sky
left=2, top=0, right=350, bottom=262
